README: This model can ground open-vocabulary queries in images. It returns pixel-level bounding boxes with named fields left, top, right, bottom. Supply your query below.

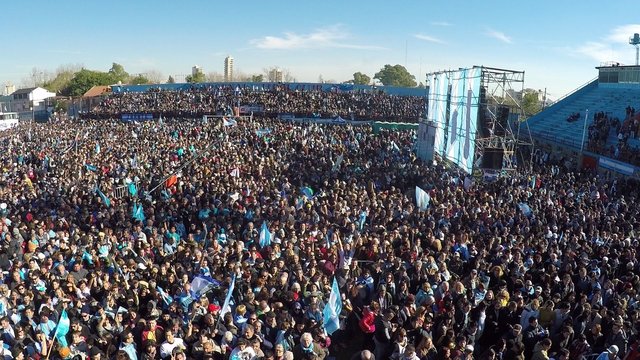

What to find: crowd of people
left=87, top=86, right=426, bottom=122
left=587, top=108, right=640, bottom=167
left=0, top=112, right=640, bottom=360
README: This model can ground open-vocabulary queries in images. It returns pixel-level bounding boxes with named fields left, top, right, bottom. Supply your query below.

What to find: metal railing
left=112, top=181, right=139, bottom=199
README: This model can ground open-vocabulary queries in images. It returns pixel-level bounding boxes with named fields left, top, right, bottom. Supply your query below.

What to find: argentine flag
left=220, top=274, right=236, bottom=318
left=223, top=117, right=237, bottom=127
left=53, top=309, right=70, bottom=347
left=259, top=221, right=271, bottom=248
left=358, top=211, right=367, bottom=231
left=132, top=203, right=145, bottom=222
left=301, top=186, right=314, bottom=200
left=96, top=187, right=111, bottom=208
left=322, top=278, right=342, bottom=335
left=157, top=286, right=173, bottom=306
left=190, top=276, right=220, bottom=300
left=128, top=182, right=138, bottom=197
left=415, top=186, right=430, bottom=211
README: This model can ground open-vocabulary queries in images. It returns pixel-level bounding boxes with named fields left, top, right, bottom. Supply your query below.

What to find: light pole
left=580, top=109, right=590, bottom=152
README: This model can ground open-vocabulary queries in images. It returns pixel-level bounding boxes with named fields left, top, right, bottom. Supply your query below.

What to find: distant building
left=224, top=56, right=234, bottom=82
left=192, top=65, right=202, bottom=76
left=3, top=83, right=15, bottom=96
left=82, top=86, right=112, bottom=112
left=269, top=68, right=284, bottom=82
left=10, top=87, right=56, bottom=112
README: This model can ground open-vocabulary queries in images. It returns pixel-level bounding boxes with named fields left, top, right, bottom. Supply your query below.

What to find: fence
left=112, top=181, right=139, bottom=199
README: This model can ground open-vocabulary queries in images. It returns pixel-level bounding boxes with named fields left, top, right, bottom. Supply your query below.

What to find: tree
left=167, top=76, right=176, bottom=84
left=374, top=64, right=417, bottom=87
left=65, top=69, right=114, bottom=96
left=129, top=74, right=150, bottom=85
left=353, top=72, right=371, bottom=85
left=186, top=69, right=206, bottom=83
left=108, top=63, right=129, bottom=84
left=250, top=74, right=264, bottom=83
left=52, top=99, right=69, bottom=114
left=522, top=90, right=542, bottom=117
left=205, top=72, right=224, bottom=82
left=143, top=70, right=164, bottom=84
left=43, top=64, right=83, bottom=95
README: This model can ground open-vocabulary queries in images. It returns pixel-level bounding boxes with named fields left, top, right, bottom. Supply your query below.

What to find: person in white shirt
left=159, top=329, right=186, bottom=359
left=229, top=338, right=257, bottom=360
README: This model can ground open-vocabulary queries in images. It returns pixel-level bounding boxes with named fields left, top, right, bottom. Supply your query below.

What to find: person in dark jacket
left=373, top=308, right=395, bottom=360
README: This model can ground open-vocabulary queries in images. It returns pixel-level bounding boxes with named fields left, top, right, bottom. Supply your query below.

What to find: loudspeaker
left=494, top=106, right=510, bottom=136
left=482, top=148, right=504, bottom=169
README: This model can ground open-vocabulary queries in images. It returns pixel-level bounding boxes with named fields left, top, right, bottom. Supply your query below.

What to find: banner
left=239, top=105, right=264, bottom=114
left=121, top=113, right=153, bottom=122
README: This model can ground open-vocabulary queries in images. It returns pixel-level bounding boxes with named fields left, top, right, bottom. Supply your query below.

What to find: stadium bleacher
left=527, top=82, right=640, bottom=153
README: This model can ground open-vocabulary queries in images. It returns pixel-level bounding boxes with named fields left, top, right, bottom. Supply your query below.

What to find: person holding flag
left=322, top=277, right=343, bottom=336
left=259, top=221, right=271, bottom=248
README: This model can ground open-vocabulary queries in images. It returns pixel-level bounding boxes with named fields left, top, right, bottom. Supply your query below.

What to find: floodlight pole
left=630, top=33, right=640, bottom=66
left=581, top=109, right=590, bottom=152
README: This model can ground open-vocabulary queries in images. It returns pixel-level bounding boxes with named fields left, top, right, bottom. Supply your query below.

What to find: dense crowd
left=88, top=86, right=426, bottom=122
left=587, top=108, right=640, bottom=166
left=0, top=114, right=640, bottom=360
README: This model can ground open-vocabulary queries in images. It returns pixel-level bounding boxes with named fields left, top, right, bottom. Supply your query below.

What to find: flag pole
left=45, top=333, right=58, bottom=359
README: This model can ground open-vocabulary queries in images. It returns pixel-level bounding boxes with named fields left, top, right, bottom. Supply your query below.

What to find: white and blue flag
left=322, top=278, right=342, bottom=335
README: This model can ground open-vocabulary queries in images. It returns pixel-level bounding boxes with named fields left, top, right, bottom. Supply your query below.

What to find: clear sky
left=2, top=0, right=640, bottom=99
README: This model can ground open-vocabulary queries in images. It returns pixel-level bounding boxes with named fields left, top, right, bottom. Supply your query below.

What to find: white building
left=192, top=65, right=202, bottom=76
left=10, top=87, right=56, bottom=112
left=224, top=56, right=234, bottom=82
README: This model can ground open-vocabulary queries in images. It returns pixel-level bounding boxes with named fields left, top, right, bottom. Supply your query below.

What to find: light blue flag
left=96, top=187, right=111, bottom=208
left=301, top=186, right=314, bottom=200
left=128, top=182, right=138, bottom=197
left=259, top=222, right=271, bottom=248
left=156, top=286, right=173, bottom=306
left=256, top=128, right=271, bottom=137
left=132, top=203, right=145, bottom=222
left=322, top=278, right=342, bottom=335
left=332, top=154, right=344, bottom=172
left=223, top=118, right=237, bottom=127
left=220, top=274, right=236, bottom=318
left=190, top=276, right=221, bottom=300
left=53, top=309, right=70, bottom=347
left=415, top=186, right=430, bottom=211
left=84, top=164, right=97, bottom=172
left=95, top=142, right=100, bottom=154
left=82, top=250, right=93, bottom=265
left=530, top=176, right=537, bottom=189
left=518, top=203, right=533, bottom=218
left=0, top=300, right=5, bottom=317
left=358, top=211, right=367, bottom=231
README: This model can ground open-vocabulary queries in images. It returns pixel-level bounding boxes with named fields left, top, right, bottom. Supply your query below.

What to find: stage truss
left=474, top=66, right=533, bottom=172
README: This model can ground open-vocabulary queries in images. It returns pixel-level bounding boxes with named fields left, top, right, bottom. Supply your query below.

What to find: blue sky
left=2, top=0, right=640, bottom=99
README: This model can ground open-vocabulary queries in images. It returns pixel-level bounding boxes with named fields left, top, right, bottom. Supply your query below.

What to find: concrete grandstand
left=527, top=64, right=640, bottom=176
